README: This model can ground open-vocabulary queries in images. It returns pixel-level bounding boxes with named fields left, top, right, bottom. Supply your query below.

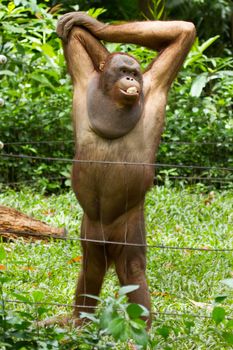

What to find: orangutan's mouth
left=120, top=86, right=139, bottom=96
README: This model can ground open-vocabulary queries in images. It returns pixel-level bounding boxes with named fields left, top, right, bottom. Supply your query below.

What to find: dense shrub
left=158, top=49, right=233, bottom=183
left=0, top=2, right=73, bottom=190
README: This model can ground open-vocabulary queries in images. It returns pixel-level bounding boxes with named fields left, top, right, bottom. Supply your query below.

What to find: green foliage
left=0, top=306, right=96, bottom=349
left=0, top=1, right=73, bottom=190
left=80, top=285, right=149, bottom=349
left=0, top=277, right=148, bottom=349
left=143, top=0, right=166, bottom=20
left=166, top=0, right=233, bottom=55
left=212, top=306, right=226, bottom=325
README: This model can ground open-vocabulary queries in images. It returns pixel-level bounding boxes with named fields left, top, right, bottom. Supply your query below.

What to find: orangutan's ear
left=99, top=61, right=105, bottom=71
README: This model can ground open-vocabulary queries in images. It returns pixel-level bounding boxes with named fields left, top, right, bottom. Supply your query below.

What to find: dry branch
left=0, top=205, right=67, bottom=241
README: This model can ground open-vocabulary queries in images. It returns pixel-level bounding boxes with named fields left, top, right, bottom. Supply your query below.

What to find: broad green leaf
left=30, top=74, right=55, bottom=90
left=190, top=73, right=208, bottom=97
left=41, top=44, right=55, bottom=58
left=199, top=35, right=220, bottom=53
left=0, top=70, right=15, bottom=76
left=184, top=53, right=202, bottom=68
left=215, top=295, right=228, bottom=303
left=130, top=318, right=146, bottom=330
left=157, top=326, right=170, bottom=339
left=127, top=303, right=143, bottom=319
left=212, top=306, right=225, bottom=325
left=8, top=2, right=15, bottom=12
left=119, top=285, right=139, bottom=296
left=80, top=312, right=98, bottom=322
left=2, top=23, right=25, bottom=33
left=100, top=305, right=118, bottom=329
left=137, top=304, right=149, bottom=317
left=130, top=327, right=148, bottom=347
left=7, top=1, right=15, bottom=12
left=108, top=317, right=127, bottom=340
left=0, top=11, right=5, bottom=20
left=217, top=70, right=233, bottom=77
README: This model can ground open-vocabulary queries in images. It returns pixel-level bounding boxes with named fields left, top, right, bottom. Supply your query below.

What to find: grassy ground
left=0, top=185, right=233, bottom=349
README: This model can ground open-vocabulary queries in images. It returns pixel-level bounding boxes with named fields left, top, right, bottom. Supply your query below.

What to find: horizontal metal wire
left=1, top=153, right=233, bottom=171
left=2, top=140, right=233, bottom=146
left=156, top=176, right=232, bottom=183
left=152, top=311, right=233, bottom=320
left=2, top=229, right=233, bottom=252
left=1, top=175, right=232, bottom=187
left=1, top=143, right=232, bottom=327
left=3, top=299, right=233, bottom=320
left=161, top=141, right=233, bottom=146
left=3, top=140, right=74, bottom=145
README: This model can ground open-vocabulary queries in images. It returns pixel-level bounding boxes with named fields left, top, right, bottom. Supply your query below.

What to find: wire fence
left=1, top=175, right=231, bottom=187
left=1, top=177, right=232, bottom=188
left=1, top=152, right=233, bottom=255
left=1, top=152, right=233, bottom=171
left=2, top=229, right=233, bottom=253
left=3, top=299, right=233, bottom=321
left=0, top=142, right=233, bottom=333
left=1, top=151, right=232, bottom=188
left=2, top=140, right=233, bottom=146
left=1, top=137, right=232, bottom=190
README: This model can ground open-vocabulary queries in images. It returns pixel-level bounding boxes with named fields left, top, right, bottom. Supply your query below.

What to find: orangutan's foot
left=36, top=314, right=84, bottom=328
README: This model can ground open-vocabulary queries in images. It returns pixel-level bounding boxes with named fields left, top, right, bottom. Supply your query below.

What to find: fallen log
left=0, top=205, right=67, bottom=241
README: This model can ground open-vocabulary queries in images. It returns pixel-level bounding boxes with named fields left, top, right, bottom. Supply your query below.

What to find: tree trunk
left=0, top=205, right=67, bottom=241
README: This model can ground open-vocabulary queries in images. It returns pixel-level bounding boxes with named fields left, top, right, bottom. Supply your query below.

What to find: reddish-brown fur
left=56, top=12, right=196, bottom=327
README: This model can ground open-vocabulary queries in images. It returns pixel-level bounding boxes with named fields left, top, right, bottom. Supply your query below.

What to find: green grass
left=0, top=185, right=233, bottom=349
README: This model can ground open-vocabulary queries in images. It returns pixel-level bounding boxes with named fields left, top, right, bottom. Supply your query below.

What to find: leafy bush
left=79, top=285, right=149, bottom=349
left=157, top=39, right=233, bottom=183
left=0, top=260, right=149, bottom=350
left=0, top=1, right=73, bottom=190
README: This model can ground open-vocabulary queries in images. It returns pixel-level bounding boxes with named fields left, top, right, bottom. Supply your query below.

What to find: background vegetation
left=0, top=0, right=233, bottom=348
left=0, top=0, right=232, bottom=190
